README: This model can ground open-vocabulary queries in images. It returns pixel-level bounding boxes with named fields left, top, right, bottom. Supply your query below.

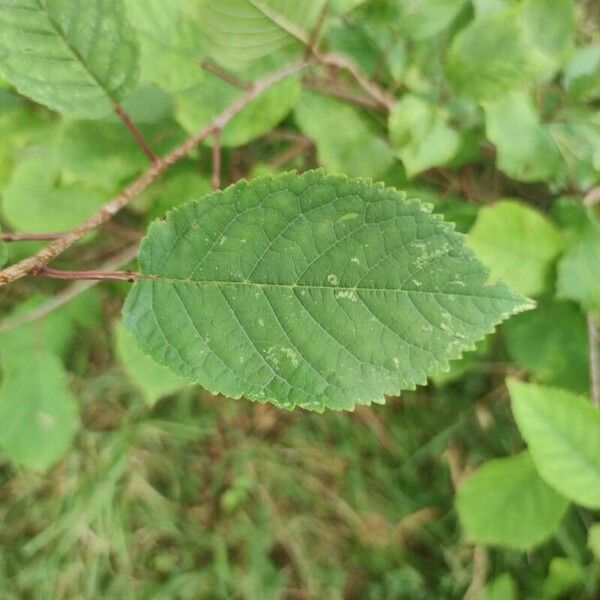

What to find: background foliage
left=0, top=0, right=599, bottom=598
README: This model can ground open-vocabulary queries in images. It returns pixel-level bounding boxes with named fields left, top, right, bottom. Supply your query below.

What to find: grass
left=0, top=342, right=597, bottom=599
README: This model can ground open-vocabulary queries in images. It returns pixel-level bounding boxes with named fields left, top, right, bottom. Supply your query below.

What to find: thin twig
left=303, top=74, right=383, bottom=110
left=463, top=546, right=489, bottom=600
left=588, top=314, right=600, bottom=407
left=36, top=266, right=139, bottom=282
left=583, top=186, right=600, bottom=207
left=318, top=52, right=395, bottom=111
left=0, top=244, right=139, bottom=334
left=267, top=137, right=313, bottom=170
left=0, top=60, right=307, bottom=288
left=306, top=0, right=330, bottom=57
left=199, top=59, right=250, bottom=90
left=211, top=128, right=222, bottom=190
left=0, top=231, right=67, bottom=242
left=1, top=223, right=142, bottom=243
left=113, top=103, right=158, bottom=163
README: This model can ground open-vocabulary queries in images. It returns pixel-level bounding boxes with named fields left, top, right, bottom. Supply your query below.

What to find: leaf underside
left=123, top=170, right=530, bottom=411
left=0, top=0, right=138, bottom=117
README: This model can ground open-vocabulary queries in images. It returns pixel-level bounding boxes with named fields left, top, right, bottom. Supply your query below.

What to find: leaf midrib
left=32, top=0, right=116, bottom=103
left=141, top=274, right=514, bottom=302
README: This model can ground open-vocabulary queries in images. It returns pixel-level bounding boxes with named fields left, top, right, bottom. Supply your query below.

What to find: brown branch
left=211, top=128, right=222, bottom=190
left=113, top=103, right=158, bottom=163
left=1, top=223, right=142, bottom=243
left=0, top=244, right=139, bottom=334
left=199, top=59, right=250, bottom=90
left=0, top=60, right=307, bottom=288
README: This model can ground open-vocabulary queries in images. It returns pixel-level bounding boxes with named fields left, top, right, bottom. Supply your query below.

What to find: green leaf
left=549, top=112, right=600, bottom=192
left=446, top=8, right=531, bottom=101
left=456, top=452, right=569, bottom=550
left=472, top=0, right=515, bottom=17
left=295, top=91, right=393, bottom=178
left=0, top=102, right=56, bottom=192
left=0, top=0, right=139, bottom=117
left=467, top=200, right=563, bottom=297
left=198, top=0, right=325, bottom=75
left=115, top=321, right=189, bottom=406
left=563, top=46, right=600, bottom=102
left=57, top=118, right=184, bottom=191
left=125, top=0, right=205, bottom=93
left=0, top=351, right=78, bottom=470
left=477, top=573, right=516, bottom=600
left=123, top=170, right=530, bottom=411
left=0, top=226, right=6, bottom=268
left=542, top=558, right=584, bottom=600
left=589, top=522, right=600, bottom=561
left=503, top=300, right=589, bottom=394
left=400, top=0, right=465, bottom=40
left=557, top=219, right=600, bottom=317
left=519, top=0, right=574, bottom=79
left=389, top=95, right=460, bottom=177
left=0, top=293, right=91, bottom=370
left=2, top=152, right=106, bottom=232
left=484, top=91, right=563, bottom=182
left=507, top=379, right=600, bottom=509
left=175, top=72, right=300, bottom=148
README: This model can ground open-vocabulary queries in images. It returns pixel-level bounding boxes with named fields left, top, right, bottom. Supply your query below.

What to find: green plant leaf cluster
left=0, top=1, right=599, bottom=596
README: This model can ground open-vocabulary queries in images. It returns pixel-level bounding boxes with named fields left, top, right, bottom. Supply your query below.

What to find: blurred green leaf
left=389, top=95, right=460, bottom=177
left=123, top=171, right=529, bottom=411
left=563, top=45, right=600, bottom=102
left=519, top=0, right=574, bottom=79
left=0, top=351, right=78, bottom=470
left=557, top=217, right=600, bottom=316
left=197, top=0, right=325, bottom=75
left=508, top=379, right=600, bottom=509
left=57, top=118, right=184, bottom=191
left=477, top=573, right=516, bottom=600
left=296, top=91, right=393, bottom=177
left=0, top=0, right=139, bottom=117
left=0, top=294, right=95, bottom=370
left=176, top=73, right=301, bottom=148
left=400, top=0, right=465, bottom=40
left=484, top=91, right=563, bottom=182
left=472, top=0, right=516, bottom=17
left=447, top=8, right=531, bottom=101
left=125, top=0, right=205, bottom=92
left=115, top=321, right=189, bottom=406
left=467, top=200, right=563, bottom=296
left=542, top=557, right=584, bottom=599
left=456, top=451, right=569, bottom=550
left=589, top=523, right=600, bottom=561
left=503, top=300, right=589, bottom=394
left=2, top=153, right=106, bottom=232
